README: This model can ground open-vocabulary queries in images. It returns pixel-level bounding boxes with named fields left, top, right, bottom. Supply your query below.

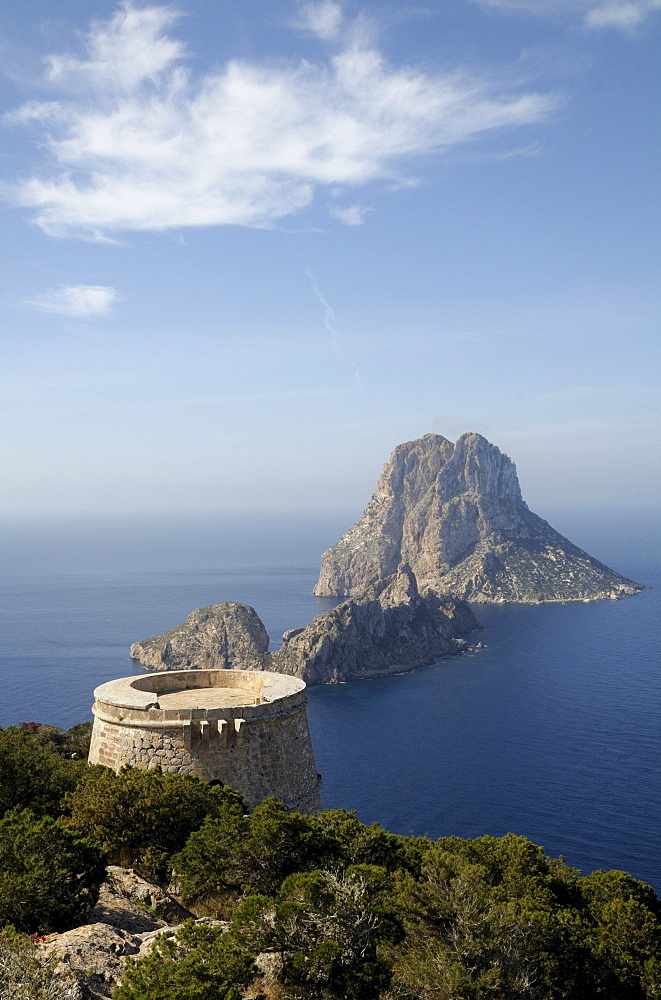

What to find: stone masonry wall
left=88, top=672, right=322, bottom=814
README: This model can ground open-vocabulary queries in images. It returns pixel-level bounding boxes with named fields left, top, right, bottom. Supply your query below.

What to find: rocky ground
left=35, top=868, right=218, bottom=999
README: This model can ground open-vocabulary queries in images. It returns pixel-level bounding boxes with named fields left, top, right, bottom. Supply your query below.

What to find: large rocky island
left=314, top=432, right=641, bottom=604
left=130, top=567, right=480, bottom=683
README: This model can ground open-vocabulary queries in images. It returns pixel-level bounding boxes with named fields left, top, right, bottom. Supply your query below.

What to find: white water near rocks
left=0, top=510, right=659, bottom=891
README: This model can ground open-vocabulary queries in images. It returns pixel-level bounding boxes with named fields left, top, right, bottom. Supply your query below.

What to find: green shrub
left=0, top=808, right=105, bottom=933
left=390, top=834, right=661, bottom=1000
left=315, top=809, right=418, bottom=873
left=579, top=869, right=661, bottom=998
left=0, top=726, right=87, bottom=819
left=114, top=920, right=256, bottom=1000
left=171, top=796, right=249, bottom=904
left=173, top=797, right=340, bottom=904
left=65, top=766, right=244, bottom=881
left=2, top=720, right=92, bottom=760
left=59, top=721, right=94, bottom=760
left=232, top=865, right=401, bottom=999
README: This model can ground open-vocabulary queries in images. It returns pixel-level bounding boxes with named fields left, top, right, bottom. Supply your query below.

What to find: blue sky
left=1, top=0, right=659, bottom=519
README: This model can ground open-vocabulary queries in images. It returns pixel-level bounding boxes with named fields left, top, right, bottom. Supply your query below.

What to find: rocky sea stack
left=270, top=566, right=480, bottom=684
left=130, top=568, right=479, bottom=683
left=130, top=603, right=269, bottom=672
left=314, top=433, right=642, bottom=604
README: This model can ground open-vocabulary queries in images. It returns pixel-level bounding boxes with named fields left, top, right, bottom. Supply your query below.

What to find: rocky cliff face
left=314, top=433, right=642, bottom=604
left=270, top=566, right=480, bottom=684
left=129, top=603, right=269, bottom=672
left=129, top=569, right=480, bottom=683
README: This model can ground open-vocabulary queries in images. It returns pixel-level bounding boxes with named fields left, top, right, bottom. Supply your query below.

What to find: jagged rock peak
left=313, top=433, right=642, bottom=604
left=384, top=432, right=522, bottom=505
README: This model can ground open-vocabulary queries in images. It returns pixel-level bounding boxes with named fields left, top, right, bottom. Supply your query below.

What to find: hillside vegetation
left=1, top=722, right=660, bottom=1000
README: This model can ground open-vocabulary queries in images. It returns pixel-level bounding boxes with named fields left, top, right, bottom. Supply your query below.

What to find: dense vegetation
left=1, top=721, right=660, bottom=999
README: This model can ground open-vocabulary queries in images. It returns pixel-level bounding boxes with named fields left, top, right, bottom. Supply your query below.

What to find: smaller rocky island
left=130, top=567, right=480, bottom=684
left=270, top=565, right=479, bottom=684
left=130, top=603, right=269, bottom=673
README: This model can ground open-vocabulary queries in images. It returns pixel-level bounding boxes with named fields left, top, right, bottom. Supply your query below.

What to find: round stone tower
left=88, top=669, right=322, bottom=814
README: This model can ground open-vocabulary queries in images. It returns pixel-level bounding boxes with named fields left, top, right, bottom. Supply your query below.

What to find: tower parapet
left=88, top=669, right=322, bottom=814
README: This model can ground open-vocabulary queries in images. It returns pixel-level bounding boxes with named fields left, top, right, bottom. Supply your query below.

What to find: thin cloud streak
left=505, top=414, right=661, bottom=439
left=535, top=383, right=656, bottom=402
left=328, top=202, right=371, bottom=226
left=4, top=2, right=558, bottom=239
left=474, top=0, right=661, bottom=29
left=306, top=269, right=362, bottom=388
left=585, top=0, right=661, bottom=29
left=24, top=284, right=119, bottom=317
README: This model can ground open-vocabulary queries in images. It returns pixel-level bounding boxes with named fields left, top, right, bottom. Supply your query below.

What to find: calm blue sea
left=1, top=509, right=659, bottom=892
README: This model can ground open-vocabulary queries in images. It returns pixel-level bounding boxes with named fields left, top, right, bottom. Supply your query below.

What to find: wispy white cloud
left=25, top=284, right=119, bottom=317
left=473, top=0, right=661, bottom=30
left=45, top=3, right=186, bottom=91
left=585, top=0, right=661, bottom=29
left=4, top=1, right=557, bottom=240
left=328, top=202, right=371, bottom=226
left=474, top=0, right=574, bottom=11
left=294, top=1, right=344, bottom=40
left=471, top=0, right=590, bottom=17
left=432, top=414, right=492, bottom=438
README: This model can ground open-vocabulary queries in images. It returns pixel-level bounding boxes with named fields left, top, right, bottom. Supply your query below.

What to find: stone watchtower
left=88, top=669, right=322, bottom=814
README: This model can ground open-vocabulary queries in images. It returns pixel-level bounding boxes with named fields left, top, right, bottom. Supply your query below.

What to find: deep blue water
left=0, top=511, right=659, bottom=892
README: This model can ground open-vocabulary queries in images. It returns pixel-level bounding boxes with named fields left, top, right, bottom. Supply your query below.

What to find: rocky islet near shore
left=130, top=603, right=269, bottom=673
left=269, top=565, right=480, bottom=684
left=130, top=566, right=480, bottom=683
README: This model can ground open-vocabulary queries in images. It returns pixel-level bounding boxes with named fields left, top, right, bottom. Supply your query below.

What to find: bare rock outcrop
left=39, top=922, right=139, bottom=999
left=36, top=868, right=197, bottom=998
left=130, top=570, right=479, bottom=683
left=38, top=920, right=226, bottom=999
left=95, top=867, right=192, bottom=929
left=314, top=433, right=642, bottom=604
left=86, top=882, right=165, bottom=937
left=130, top=602, right=269, bottom=671
left=269, top=566, right=480, bottom=684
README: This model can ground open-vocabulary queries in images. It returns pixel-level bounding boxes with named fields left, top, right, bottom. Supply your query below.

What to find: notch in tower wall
left=182, top=721, right=192, bottom=750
